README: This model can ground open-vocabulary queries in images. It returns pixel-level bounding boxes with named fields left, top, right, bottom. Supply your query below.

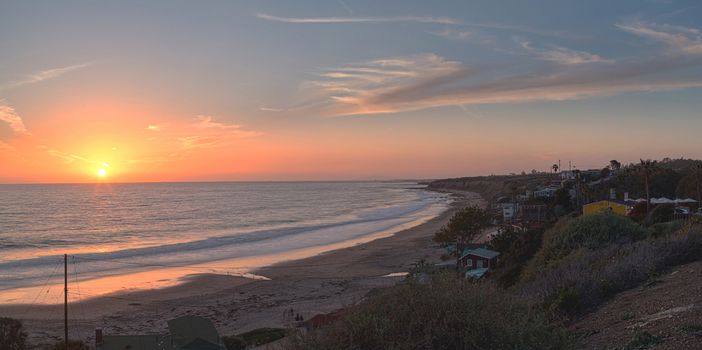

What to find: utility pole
left=64, top=254, right=68, bottom=350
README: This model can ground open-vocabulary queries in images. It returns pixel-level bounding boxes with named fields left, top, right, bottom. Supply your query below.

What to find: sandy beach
left=0, top=191, right=485, bottom=348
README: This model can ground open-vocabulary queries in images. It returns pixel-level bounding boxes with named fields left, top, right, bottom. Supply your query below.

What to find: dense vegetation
left=521, top=212, right=649, bottom=279
left=488, top=227, right=544, bottom=288
left=0, top=317, right=27, bottom=350
left=289, top=274, right=573, bottom=350
left=517, top=213, right=702, bottom=314
left=290, top=209, right=702, bottom=349
left=223, top=328, right=286, bottom=350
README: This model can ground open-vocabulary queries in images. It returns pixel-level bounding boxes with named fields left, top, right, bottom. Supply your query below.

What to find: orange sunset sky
left=2, top=1, right=702, bottom=183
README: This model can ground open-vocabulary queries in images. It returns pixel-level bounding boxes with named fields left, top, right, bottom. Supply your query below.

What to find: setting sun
left=97, top=168, right=107, bottom=177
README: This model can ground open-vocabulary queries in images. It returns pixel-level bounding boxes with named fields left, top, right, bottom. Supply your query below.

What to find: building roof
left=465, top=268, right=489, bottom=279
left=629, top=197, right=700, bottom=204
left=181, top=338, right=223, bottom=350
left=98, top=335, right=161, bottom=350
left=584, top=199, right=631, bottom=206
left=651, top=197, right=675, bottom=204
left=167, top=316, right=223, bottom=350
left=461, top=247, right=500, bottom=260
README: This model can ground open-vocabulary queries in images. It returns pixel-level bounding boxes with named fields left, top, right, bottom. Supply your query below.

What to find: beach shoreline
left=0, top=190, right=485, bottom=348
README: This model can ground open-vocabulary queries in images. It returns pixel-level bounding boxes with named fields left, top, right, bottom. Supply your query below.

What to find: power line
left=71, top=256, right=89, bottom=322
left=5, top=259, right=63, bottom=319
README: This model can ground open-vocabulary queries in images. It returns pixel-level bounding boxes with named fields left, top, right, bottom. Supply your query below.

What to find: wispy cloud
left=302, top=53, right=467, bottom=115
left=519, top=41, right=612, bottom=65
left=1, top=63, right=91, bottom=90
left=146, top=125, right=161, bottom=131
left=0, top=100, right=31, bottom=136
left=178, top=116, right=262, bottom=149
left=256, top=13, right=576, bottom=39
left=39, top=146, right=101, bottom=165
left=256, top=13, right=457, bottom=25
left=431, top=28, right=473, bottom=40
left=259, top=107, right=285, bottom=112
left=303, top=36, right=702, bottom=116
left=616, top=21, right=702, bottom=54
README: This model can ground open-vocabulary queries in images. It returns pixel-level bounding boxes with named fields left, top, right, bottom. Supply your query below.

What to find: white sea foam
left=0, top=182, right=449, bottom=301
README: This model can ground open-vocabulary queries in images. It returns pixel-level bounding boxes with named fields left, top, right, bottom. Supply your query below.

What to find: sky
left=2, top=0, right=702, bottom=183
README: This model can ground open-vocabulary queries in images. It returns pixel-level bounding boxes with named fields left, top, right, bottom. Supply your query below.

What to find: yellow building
left=582, top=200, right=631, bottom=216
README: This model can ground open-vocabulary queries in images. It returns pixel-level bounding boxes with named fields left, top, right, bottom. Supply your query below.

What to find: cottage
left=501, top=203, right=517, bottom=221
left=533, top=185, right=559, bottom=199
left=560, top=170, right=576, bottom=181
left=166, top=315, right=225, bottom=350
left=582, top=199, right=632, bottom=216
left=460, top=248, right=499, bottom=270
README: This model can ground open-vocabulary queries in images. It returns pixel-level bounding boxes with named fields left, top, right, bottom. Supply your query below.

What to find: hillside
left=571, top=260, right=702, bottom=349
left=427, top=173, right=554, bottom=202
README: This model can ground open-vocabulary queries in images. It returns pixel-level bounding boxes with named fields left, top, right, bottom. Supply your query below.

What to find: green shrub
left=624, top=331, right=663, bottom=350
left=680, top=324, right=702, bottom=337
left=239, top=328, right=286, bottom=346
left=552, top=288, right=581, bottom=314
left=523, top=213, right=648, bottom=280
left=222, top=336, right=247, bottom=350
left=289, top=273, right=572, bottom=350
left=650, top=220, right=684, bottom=238
left=0, top=317, right=27, bottom=350
left=51, top=340, right=90, bottom=350
left=519, top=224, right=702, bottom=315
left=646, top=204, right=674, bottom=225
left=489, top=227, right=545, bottom=288
left=223, top=328, right=286, bottom=350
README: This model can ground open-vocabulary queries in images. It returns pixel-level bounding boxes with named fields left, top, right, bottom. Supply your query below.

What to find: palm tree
left=573, top=169, right=584, bottom=207
left=632, top=159, right=659, bottom=214
left=694, top=163, right=702, bottom=210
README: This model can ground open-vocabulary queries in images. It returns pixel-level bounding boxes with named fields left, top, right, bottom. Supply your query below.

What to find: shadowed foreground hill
left=571, top=260, right=702, bottom=350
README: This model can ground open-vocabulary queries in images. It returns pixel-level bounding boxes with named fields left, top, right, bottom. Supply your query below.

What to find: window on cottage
left=466, top=259, right=473, bottom=267
left=477, top=260, right=484, bottom=268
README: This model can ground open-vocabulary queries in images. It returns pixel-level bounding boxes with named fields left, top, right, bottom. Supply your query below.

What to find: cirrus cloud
left=177, top=116, right=262, bottom=150
left=616, top=21, right=702, bottom=54
left=297, top=22, right=702, bottom=116
left=519, top=41, right=613, bottom=65
left=0, top=101, right=31, bottom=136
left=0, top=63, right=91, bottom=90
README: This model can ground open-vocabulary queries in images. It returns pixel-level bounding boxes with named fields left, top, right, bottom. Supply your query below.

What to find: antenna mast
left=64, top=254, right=68, bottom=350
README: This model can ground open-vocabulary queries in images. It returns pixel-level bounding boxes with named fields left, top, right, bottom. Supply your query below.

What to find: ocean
left=0, top=181, right=449, bottom=304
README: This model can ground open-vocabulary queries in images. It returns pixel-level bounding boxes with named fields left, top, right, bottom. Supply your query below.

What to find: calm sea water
left=0, top=182, right=449, bottom=303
